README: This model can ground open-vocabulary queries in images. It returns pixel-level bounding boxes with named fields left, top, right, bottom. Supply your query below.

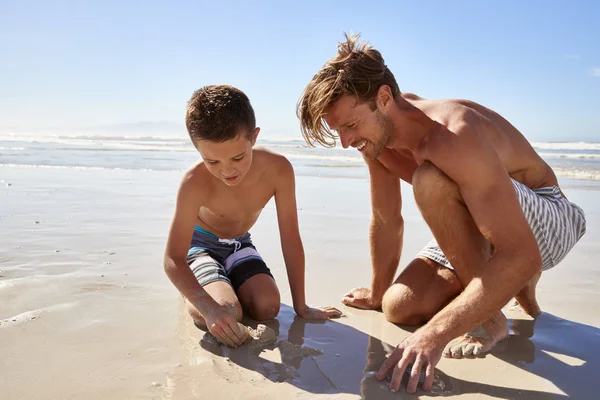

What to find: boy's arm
left=163, top=170, right=247, bottom=346
left=273, top=157, right=341, bottom=319
left=342, top=158, right=403, bottom=309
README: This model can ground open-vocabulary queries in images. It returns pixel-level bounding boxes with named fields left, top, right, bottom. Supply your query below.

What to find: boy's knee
left=382, top=284, right=428, bottom=326
left=249, top=292, right=281, bottom=321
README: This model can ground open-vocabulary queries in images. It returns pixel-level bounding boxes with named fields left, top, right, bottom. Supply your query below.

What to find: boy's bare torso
left=377, top=93, right=559, bottom=191
left=191, top=149, right=283, bottom=239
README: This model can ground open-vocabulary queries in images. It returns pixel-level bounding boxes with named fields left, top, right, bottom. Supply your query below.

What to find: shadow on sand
left=171, top=305, right=599, bottom=399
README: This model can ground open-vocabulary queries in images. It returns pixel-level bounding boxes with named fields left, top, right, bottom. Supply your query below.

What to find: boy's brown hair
left=186, top=85, right=256, bottom=143
left=297, top=33, right=400, bottom=147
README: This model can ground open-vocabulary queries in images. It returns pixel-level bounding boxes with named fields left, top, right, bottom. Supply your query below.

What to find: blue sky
left=1, top=0, right=598, bottom=142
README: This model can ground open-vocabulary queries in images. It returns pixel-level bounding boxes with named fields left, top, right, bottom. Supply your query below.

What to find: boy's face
left=195, top=128, right=260, bottom=187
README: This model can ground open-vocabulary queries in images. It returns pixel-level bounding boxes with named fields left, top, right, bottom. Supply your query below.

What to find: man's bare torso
left=378, top=93, right=559, bottom=191
left=193, top=149, right=280, bottom=239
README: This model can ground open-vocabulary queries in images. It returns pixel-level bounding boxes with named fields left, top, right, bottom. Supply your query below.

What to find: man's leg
left=412, top=161, right=523, bottom=357
left=382, top=257, right=461, bottom=325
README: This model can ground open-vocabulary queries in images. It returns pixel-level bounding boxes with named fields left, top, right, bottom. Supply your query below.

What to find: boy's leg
left=223, top=246, right=280, bottom=321
left=186, top=280, right=243, bottom=328
left=186, top=250, right=243, bottom=328
left=236, top=274, right=281, bottom=321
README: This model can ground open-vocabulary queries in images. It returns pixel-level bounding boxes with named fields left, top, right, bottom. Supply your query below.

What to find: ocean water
left=1, top=133, right=600, bottom=181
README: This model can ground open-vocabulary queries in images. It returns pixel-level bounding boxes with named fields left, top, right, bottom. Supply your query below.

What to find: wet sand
left=1, top=165, right=599, bottom=399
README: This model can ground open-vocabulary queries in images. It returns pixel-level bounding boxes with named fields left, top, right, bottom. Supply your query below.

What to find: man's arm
left=342, top=158, right=403, bottom=309
left=378, top=122, right=542, bottom=392
left=274, top=157, right=342, bottom=320
left=421, top=123, right=541, bottom=342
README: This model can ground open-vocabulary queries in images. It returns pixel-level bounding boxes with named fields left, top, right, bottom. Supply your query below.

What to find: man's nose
left=339, top=131, right=352, bottom=149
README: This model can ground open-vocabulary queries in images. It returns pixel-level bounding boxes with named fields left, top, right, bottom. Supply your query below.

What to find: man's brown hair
left=297, top=33, right=400, bottom=147
left=186, top=85, right=256, bottom=143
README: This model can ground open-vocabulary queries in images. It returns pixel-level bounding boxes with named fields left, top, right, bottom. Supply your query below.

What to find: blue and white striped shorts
left=417, top=180, right=586, bottom=272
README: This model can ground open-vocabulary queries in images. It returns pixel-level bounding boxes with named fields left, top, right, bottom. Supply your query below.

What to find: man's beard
left=370, top=111, right=393, bottom=159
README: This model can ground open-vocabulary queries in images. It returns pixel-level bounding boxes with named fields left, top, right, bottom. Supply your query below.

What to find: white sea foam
left=539, top=152, right=600, bottom=159
left=531, top=142, right=600, bottom=151
left=0, top=302, right=77, bottom=328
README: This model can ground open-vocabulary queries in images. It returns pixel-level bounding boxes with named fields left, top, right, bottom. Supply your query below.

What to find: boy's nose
left=221, top=165, right=236, bottom=177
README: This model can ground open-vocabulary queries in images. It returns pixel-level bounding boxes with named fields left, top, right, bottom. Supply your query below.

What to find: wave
left=3, top=161, right=600, bottom=181
left=539, top=152, right=600, bottom=159
left=0, top=163, right=162, bottom=172
left=531, top=142, right=600, bottom=151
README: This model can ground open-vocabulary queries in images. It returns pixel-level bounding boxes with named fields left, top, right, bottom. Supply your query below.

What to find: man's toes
left=462, top=343, right=477, bottom=356
left=443, top=344, right=453, bottom=358
left=472, top=344, right=485, bottom=356
left=451, top=344, right=465, bottom=359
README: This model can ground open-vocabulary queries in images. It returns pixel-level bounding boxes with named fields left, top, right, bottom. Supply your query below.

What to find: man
left=296, top=34, right=586, bottom=394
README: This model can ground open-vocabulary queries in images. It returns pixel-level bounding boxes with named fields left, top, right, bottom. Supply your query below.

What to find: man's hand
left=296, top=304, right=343, bottom=320
left=203, top=304, right=249, bottom=348
left=342, top=287, right=382, bottom=310
left=376, top=329, right=445, bottom=394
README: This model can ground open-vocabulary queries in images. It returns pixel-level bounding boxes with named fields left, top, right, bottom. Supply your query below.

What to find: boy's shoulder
left=252, top=147, right=293, bottom=173
left=178, top=161, right=213, bottom=193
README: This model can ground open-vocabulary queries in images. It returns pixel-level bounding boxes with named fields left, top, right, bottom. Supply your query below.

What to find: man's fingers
left=389, top=355, right=411, bottom=392
left=341, top=296, right=355, bottom=306
left=406, top=358, right=424, bottom=394
left=376, top=347, right=402, bottom=380
left=422, top=361, right=435, bottom=391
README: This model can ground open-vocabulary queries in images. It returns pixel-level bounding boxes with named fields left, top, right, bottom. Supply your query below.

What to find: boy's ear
left=251, top=127, right=260, bottom=145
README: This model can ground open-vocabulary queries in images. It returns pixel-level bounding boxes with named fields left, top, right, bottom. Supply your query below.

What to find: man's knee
left=382, top=284, right=431, bottom=326
left=248, top=291, right=281, bottom=321
left=413, top=161, right=460, bottom=207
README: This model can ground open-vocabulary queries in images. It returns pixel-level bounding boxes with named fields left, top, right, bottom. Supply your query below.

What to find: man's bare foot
left=514, top=271, right=542, bottom=317
left=443, top=311, right=509, bottom=358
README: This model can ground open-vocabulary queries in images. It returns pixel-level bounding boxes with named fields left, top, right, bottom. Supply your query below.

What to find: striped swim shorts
left=417, top=179, right=586, bottom=272
left=186, top=226, right=273, bottom=291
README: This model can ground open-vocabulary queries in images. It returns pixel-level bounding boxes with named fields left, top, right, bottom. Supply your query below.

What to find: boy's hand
left=204, top=305, right=249, bottom=347
left=342, top=287, right=381, bottom=310
left=296, top=304, right=343, bottom=320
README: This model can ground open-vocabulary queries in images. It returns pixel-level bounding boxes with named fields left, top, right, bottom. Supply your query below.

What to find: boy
left=164, top=85, right=341, bottom=347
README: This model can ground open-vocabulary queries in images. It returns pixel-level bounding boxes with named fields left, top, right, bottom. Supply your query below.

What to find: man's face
left=195, top=128, right=259, bottom=186
left=323, top=95, right=392, bottom=160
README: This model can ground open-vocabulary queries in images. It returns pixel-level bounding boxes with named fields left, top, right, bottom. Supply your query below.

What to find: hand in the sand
left=204, top=305, right=249, bottom=348
left=296, top=304, right=343, bottom=320
left=342, top=287, right=381, bottom=310
left=376, top=329, right=444, bottom=394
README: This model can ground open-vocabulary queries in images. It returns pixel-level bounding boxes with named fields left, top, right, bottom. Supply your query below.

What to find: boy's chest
left=201, top=184, right=274, bottom=220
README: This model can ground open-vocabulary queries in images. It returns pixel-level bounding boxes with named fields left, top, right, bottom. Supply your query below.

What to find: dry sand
left=1, top=166, right=599, bottom=399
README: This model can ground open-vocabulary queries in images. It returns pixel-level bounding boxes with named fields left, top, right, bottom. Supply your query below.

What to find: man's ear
left=377, top=85, right=393, bottom=110
left=251, top=127, right=260, bottom=145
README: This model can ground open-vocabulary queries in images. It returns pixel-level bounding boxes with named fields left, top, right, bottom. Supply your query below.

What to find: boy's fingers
left=214, top=327, right=235, bottom=347
left=233, top=322, right=250, bottom=342
left=222, top=324, right=242, bottom=347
